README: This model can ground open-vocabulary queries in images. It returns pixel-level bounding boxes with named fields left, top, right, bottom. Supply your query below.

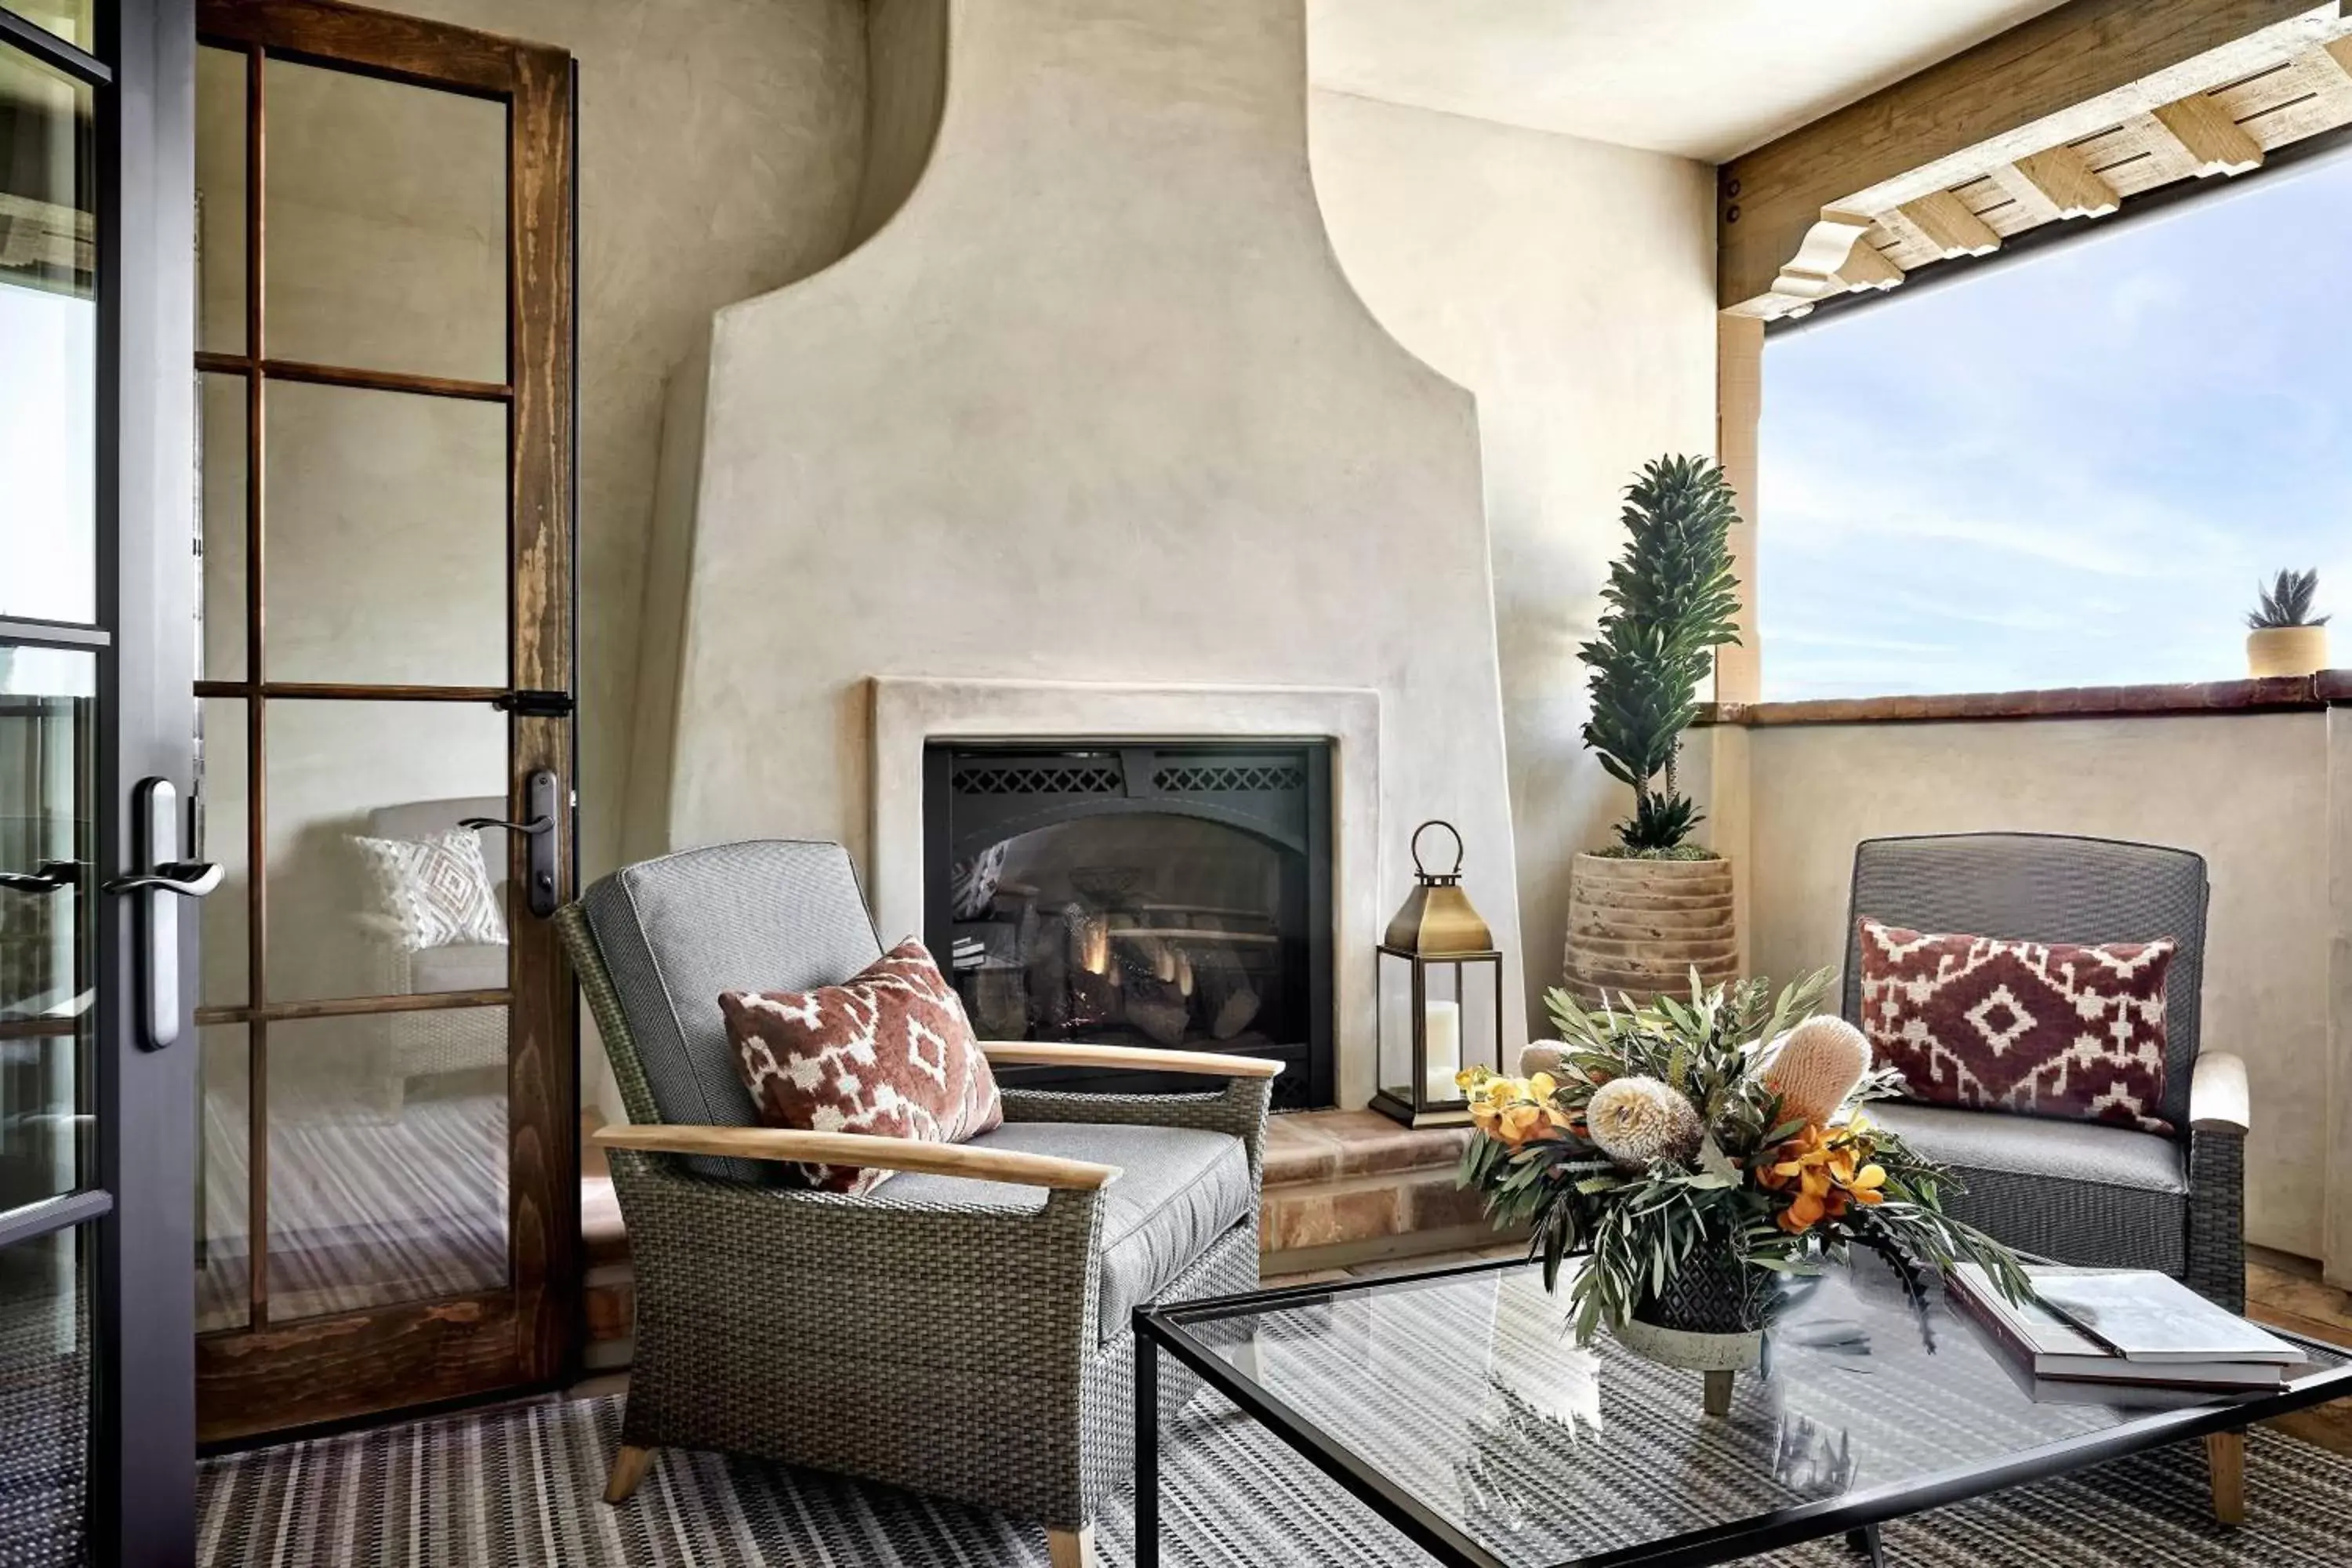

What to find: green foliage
left=1459, top=968, right=2033, bottom=1341
left=1581, top=456, right=1743, bottom=851
left=2248, top=568, right=2328, bottom=630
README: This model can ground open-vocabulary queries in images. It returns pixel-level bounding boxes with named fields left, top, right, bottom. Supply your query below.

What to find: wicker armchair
left=557, top=840, right=1276, bottom=1568
left=1842, top=833, right=2249, bottom=1311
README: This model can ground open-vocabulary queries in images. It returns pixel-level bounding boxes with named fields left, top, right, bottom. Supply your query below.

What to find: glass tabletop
left=1149, top=1260, right=2352, bottom=1567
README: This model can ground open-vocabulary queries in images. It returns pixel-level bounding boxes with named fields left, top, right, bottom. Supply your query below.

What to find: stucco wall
left=1306, top=89, right=1719, bottom=1025
left=650, top=0, right=1530, bottom=1102
left=1744, top=713, right=2332, bottom=1259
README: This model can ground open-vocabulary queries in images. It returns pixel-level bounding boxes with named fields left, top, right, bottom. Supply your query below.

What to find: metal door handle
left=459, top=768, right=561, bottom=917
left=457, top=814, right=553, bottom=837
left=0, top=859, right=81, bottom=895
left=103, top=779, right=212, bottom=1050
left=100, top=860, right=223, bottom=898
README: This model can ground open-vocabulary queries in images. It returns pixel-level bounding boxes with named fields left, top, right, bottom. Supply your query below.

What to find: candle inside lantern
left=1423, top=999, right=1462, bottom=1102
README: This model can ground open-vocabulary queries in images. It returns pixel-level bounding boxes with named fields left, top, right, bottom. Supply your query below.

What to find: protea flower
left=1762, top=1015, right=1871, bottom=1127
left=1584, top=1076, right=1702, bottom=1168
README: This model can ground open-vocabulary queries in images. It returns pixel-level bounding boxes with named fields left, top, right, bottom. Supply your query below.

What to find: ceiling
left=1306, top=0, right=2076, bottom=163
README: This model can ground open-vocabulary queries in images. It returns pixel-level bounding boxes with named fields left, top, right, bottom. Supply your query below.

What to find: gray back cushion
left=1839, top=832, right=2208, bottom=1134
left=580, top=840, right=884, bottom=1174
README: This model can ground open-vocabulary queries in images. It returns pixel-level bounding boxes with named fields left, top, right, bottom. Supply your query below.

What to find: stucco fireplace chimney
left=633, top=0, right=1530, bottom=1102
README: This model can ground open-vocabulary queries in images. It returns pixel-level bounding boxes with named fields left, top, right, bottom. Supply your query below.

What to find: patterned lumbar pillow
left=1856, top=917, right=2175, bottom=1134
left=721, top=938, right=1005, bottom=1193
left=350, top=827, right=508, bottom=952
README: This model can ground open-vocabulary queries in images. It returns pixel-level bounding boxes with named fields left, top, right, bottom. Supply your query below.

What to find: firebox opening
left=923, top=742, right=1333, bottom=1109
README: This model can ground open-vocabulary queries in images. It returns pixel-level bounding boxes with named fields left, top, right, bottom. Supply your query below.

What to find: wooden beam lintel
left=1721, top=0, right=2351, bottom=312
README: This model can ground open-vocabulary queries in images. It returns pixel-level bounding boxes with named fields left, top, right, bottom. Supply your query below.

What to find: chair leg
left=1046, top=1524, right=1097, bottom=1568
left=604, top=1444, right=656, bottom=1505
left=2206, top=1429, right=2246, bottom=1526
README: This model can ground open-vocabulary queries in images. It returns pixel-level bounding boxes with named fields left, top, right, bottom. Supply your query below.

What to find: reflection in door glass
left=0, top=646, right=93, bottom=1214
left=262, top=700, right=510, bottom=1003
left=2, top=2, right=95, bottom=51
left=266, top=1009, right=510, bottom=1316
left=262, top=56, right=506, bottom=383
left=0, top=1222, right=89, bottom=1567
left=0, top=41, right=96, bottom=625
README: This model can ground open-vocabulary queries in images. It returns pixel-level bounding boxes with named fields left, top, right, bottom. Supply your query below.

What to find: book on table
left=1948, top=1264, right=2307, bottom=1390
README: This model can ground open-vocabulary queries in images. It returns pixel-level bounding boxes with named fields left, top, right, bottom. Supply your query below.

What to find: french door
left=186, top=0, right=576, bottom=1439
left=2, top=0, right=200, bottom=1562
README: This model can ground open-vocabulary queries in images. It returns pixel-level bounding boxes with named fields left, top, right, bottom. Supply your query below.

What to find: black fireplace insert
left=923, top=740, right=1333, bottom=1109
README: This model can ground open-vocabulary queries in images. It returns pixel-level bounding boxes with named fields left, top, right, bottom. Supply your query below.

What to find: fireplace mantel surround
left=871, top=677, right=1399, bottom=1107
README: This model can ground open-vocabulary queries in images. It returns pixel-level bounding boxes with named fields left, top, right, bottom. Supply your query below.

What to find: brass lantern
left=1372, top=820, right=1505, bottom=1128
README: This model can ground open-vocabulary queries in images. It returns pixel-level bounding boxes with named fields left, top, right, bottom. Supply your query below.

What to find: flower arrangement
left=1460, top=970, right=2030, bottom=1345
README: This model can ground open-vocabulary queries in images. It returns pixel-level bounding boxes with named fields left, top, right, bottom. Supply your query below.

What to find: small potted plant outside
left=2245, top=568, right=2330, bottom=678
left=1564, top=456, right=1743, bottom=1004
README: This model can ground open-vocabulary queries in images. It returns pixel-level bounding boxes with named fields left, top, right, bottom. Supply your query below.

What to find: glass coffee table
left=1132, top=1258, right=2352, bottom=1567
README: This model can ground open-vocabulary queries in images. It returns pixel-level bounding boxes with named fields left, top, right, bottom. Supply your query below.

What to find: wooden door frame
left=187, top=0, right=577, bottom=1441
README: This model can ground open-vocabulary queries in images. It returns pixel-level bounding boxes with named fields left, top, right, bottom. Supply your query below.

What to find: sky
left=0, top=284, right=96, bottom=626
left=1759, top=157, right=2352, bottom=700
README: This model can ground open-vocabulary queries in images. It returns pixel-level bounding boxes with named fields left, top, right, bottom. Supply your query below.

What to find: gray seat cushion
left=877, top=1123, right=1251, bottom=1338
left=1870, top=1102, right=2188, bottom=1275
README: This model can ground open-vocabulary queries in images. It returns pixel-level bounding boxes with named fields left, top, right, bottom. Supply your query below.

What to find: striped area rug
left=196, top=1390, right=2352, bottom=1567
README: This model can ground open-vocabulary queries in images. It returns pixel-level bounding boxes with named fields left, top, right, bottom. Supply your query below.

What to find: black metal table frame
left=1132, top=1256, right=2352, bottom=1568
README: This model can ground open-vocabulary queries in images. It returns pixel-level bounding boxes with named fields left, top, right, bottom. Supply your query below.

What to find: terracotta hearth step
left=1258, top=1109, right=1511, bottom=1276
left=582, top=1128, right=636, bottom=1370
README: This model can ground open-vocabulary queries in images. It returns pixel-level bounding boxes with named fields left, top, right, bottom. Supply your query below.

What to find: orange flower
left=1760, top=1121, right=1887, bottom=1233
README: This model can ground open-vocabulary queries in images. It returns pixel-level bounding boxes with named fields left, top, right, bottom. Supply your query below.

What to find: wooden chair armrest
left=593, top=1123, right=1120, bottom=1190
left=2189, top=1051, right=2249, bottom=1134
left=980, top=1041, right=1283, bottom=1080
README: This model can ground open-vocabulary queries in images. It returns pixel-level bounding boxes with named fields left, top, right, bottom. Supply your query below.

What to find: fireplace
left=924, top=740, right=1333, bottom=1109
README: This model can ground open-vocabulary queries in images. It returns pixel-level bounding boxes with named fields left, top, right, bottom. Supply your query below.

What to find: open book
left=1950, top=1265, right=2306, bottom=1388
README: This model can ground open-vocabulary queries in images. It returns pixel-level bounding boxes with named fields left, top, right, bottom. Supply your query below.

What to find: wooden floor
left=2245, top=1247, right=2352, bottom=1456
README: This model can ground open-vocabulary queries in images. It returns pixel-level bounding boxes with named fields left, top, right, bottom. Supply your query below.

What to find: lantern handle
left=1410, top=819, right=1465, bottom=882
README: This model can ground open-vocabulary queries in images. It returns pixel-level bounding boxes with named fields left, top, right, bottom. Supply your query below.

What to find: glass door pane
left=260, top=383, right=508, bottom=684
left=0, top=38, right=96, bottom=625
left=0, top=3, right=93, bottom=52
left=262, top=56, right=505, bottom=383
left=265, top=1007, right=509, bottom=1316
left=0, top=1222, right=89, bottom=1566
left=0, top=647, right=93, bottom=1215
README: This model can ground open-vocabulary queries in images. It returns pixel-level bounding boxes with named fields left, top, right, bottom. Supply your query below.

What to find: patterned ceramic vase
left=1632, top=1250, right=1770, bottom=1336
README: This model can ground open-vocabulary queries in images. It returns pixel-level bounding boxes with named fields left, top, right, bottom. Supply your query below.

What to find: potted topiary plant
left=1563, top=455, right=1743, bottom=1004
left=2245, top=568, right=2330, bottom=677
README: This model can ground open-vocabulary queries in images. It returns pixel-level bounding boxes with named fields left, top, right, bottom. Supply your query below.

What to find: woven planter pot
left=1562, top=852, right=1737, bottom=1006
left=2246, top=625, right=2328, bottom=678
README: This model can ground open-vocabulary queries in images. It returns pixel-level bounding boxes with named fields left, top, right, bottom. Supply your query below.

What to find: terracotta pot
left=1562, top=852, right=1736, bottom=1006
left=2246, top=625, right=2328, bottom=678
